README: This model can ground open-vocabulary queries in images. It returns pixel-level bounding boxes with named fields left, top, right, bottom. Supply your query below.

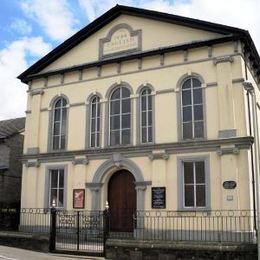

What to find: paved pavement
left=0, top=246, right=104, bottom=260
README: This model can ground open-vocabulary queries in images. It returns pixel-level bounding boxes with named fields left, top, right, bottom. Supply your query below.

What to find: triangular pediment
left=19, top=5, right=257, bottom=83
left=40, top=15, right=225, bottom=73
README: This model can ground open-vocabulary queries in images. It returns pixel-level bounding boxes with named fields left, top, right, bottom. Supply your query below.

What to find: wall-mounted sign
left=99, top=23, right=142, bottom=59
left=73, top=189, right=85, bottom=209
left=152, top=187, right=166, bottom=209
left=223, top=181, right=237, bottom=189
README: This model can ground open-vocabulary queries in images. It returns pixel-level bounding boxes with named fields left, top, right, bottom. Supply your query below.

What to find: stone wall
left=105, top=239, right=257, bottom=260
left=0, top=142, right=10, bottom=168
left=0, top=133, right=24, bottom=207
left=0, top=232, right=49, bottom=252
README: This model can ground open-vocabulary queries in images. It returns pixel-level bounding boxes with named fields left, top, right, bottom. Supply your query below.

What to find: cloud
left=172, top=0, right=260, bottom=50
left=78, top=0, right=133, bottom=22
left=10, top=19, right=32, bottom=35
left=0, top=37, right=51, bottom=120
left=21, top=0, right=79, bottom=41
left=140, top=0, right=175, bottom=13
left=78, top=0, right=96, bottom=22
left=141, top=0, right=260, bottom=52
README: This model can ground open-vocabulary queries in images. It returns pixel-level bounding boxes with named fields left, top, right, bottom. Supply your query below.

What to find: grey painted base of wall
left=134, top=229, right=255, bottom=243
left=106, top=239, right=257, bottom=260
left=0, top=231, right=49, bottom=253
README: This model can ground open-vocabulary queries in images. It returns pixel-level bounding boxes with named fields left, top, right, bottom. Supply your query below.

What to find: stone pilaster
left=27, top=89, right=44, bottom=153
left=135, top=185, right=146, bottom=211
left=217, top=146, right=239, bottom=210
left=214, top=56, right=236, bottom=137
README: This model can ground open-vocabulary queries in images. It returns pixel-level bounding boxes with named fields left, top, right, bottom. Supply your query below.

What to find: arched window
left=51, top=97, right=67, bottom=150
left=90, top=96, right=100, bottom=148
left=109, top=86, right=131, bottom=146
left=140, top=87, right=153, bottom=143
left=181, top=77, right=204, bottom=139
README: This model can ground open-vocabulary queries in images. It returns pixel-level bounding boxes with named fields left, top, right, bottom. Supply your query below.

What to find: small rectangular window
left=49, top=169, right=65, bottom=208
left=183, top=161, right=206, bottom=208
left=182, top=89, right=192, bottom=105
left=183, top=122, right=192, bottom=139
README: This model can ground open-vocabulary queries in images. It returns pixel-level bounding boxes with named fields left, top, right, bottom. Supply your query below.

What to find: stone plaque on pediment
left=99, top=23, right=142, bottom=59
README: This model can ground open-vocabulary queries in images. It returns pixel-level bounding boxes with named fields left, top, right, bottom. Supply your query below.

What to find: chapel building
left=18, top=5, right=260, bottom=233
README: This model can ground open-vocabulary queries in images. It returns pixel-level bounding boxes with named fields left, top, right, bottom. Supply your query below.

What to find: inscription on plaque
left=152, top=187, right=166, bottom=209
left=99, top=24, right=142, bottom=59
left=103, top=29, right=138, bottom=55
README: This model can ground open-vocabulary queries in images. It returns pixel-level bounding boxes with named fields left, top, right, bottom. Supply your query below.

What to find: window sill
left=49, top=149, right=67, bottom=153
left=88, top=146, right=101, bottom=150
left=181, top=137, right=206, bottom=142
left=107, top=144, right=133, bottom=148
left=177, top=207, right=211, bottom=212
left=140, top=141, right=154, bottom=145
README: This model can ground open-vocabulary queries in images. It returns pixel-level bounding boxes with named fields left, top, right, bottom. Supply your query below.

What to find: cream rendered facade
left=19, top=6, right=260, bottom=220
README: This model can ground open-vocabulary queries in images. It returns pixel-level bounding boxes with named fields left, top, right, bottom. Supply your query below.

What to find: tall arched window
left=109, top=86, right=131, bottom=146
left=140, top=87, right=153, bottom=143
left=90, top=96, right=100, bottom=148
left=181, top=77, right=204, bottom=139
left=51, top=97, right=67, bottom=150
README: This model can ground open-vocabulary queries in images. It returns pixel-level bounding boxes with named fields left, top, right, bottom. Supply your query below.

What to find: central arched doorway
left=108, top=169, right=136, bottom=232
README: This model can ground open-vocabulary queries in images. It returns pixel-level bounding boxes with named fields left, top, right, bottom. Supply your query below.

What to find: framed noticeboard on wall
left=73, top=189, right=85, bottom=209
left=152, top=187, right=166, bottom=209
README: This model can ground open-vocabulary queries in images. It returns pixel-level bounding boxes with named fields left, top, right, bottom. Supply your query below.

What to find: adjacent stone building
left=18, top=5, right=260, bottom=235
left=0, top=118, right=25, bottom=208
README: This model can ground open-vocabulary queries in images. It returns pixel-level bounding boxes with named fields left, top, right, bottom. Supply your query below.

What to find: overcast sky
left=0, top=0, right=259, bottom=120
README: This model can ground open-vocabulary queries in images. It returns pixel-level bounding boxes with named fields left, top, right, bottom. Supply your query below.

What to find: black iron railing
left=133, top=210, right=256, bottom=243
left=0, top=208, right=256, bottom=245
left=54, top=210, right=105, bottom=252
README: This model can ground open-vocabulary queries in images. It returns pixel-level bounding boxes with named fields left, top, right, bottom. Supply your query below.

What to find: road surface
left=0, top=246, right=104, bottom=260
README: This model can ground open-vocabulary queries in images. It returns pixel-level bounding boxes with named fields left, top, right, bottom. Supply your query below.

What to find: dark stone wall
left=106, top=239, right=257, bottom=260
left=0, top=143, right=10, bottom=167
left=0, top=133, right=24, bottom=207
left=0, top=232, right=49, bottom=252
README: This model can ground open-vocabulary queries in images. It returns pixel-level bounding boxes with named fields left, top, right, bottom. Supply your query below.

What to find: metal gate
left=50, top=209, right=107, bottom=256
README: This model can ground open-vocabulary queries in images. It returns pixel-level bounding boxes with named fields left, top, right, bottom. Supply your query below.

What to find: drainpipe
left=244, top=55, right=257, bottom=230
left=247, top=90, right=257, bottom=230
left=243, top=81, right=260, bottom=260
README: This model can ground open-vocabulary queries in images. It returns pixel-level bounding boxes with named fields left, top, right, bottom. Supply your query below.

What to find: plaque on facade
left=223, top=181, right=237, bottom=189
left=73, top=189, right=85, bottom=209
left=152, top=187, right=166, bottom=209
left=99, top=23, right=142, bottom=59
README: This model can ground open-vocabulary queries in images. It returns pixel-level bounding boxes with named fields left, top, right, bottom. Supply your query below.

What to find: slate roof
left=17, top=5, right=260, bottom=83
left=0, top=117, right=25, bottom=140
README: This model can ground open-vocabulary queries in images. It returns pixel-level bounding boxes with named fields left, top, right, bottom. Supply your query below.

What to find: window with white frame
left=140, top=87, right=153, bottom=143
left=183, top=160, right=206, bottom=208
left=181, top=78, right=204, bottom=139
left=109, top=86, right=131, bottom=146
left=49, top=169, right=64, bottom=208
left=90, top=96, right=100, bottom=147
left=52, top=97, right=67, bottom=150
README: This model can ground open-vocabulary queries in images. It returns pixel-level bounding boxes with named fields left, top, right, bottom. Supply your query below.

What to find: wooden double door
left=108, top=170, right=136, bottom=232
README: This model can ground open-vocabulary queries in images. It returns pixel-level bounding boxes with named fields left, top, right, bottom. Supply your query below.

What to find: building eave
left=22, top=35, right=241, bottom=83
